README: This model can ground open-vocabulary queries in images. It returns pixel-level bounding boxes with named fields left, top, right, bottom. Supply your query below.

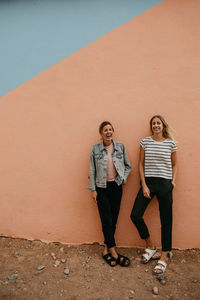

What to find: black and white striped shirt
left=140, top=137, right=177, bottom=179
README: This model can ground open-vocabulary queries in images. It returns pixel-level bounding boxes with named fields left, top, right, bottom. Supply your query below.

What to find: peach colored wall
left=0, top=0, right=200, bottom=249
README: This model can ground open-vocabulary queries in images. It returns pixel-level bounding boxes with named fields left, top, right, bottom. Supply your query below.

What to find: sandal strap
left=103, top=254, right=112, bottom=260
left=157, top=260, right=167, bottom=268
left=142, top=253, right=150, bottom=260
left=142, top=249, right=157, bottom=261
left=116, top=254, right=130, bottom=266
left=102, top=254, right=116, bottom=267
left=117, top=256, right=126, bottom=266
left=154, top=260, right=167, bottom=273
left=144, top=248, right=156, bottom=255
left=154, top=265, right=165, bottom=272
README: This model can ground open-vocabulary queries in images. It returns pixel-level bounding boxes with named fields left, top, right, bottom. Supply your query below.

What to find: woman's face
left=151, top=117, right=164, bottom=135
left=101, top=124, right=114, bottom=143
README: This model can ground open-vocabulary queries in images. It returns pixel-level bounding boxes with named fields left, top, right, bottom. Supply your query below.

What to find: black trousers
left=130, top=177, right=173, bottom=251
left=96, top=181, right=123, bottom=249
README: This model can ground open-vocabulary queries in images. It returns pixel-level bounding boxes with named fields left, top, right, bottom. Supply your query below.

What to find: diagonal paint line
left=0, top=0, right=163, bottom=96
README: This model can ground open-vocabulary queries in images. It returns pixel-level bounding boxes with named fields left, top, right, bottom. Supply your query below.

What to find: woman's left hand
left=91, top=190, right=97, bottom=201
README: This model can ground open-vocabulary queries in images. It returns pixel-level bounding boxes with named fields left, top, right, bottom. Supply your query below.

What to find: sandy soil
left=0, top=237, right=199, bottom=300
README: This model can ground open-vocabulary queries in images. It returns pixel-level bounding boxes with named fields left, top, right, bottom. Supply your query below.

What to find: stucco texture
left=0, top=0, right=199, bottom=249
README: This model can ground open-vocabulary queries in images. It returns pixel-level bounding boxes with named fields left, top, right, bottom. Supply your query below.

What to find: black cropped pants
left=130, top=177, right=173, bottom=252
left=96, top=181, right=122, bottom=249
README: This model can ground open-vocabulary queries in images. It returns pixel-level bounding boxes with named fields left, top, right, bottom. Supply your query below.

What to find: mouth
left=106, top=135, right=112, bottom=138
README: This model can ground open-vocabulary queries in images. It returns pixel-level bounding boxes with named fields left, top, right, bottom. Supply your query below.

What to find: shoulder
left=91, top=142, right=102, bottom=151
left=113, top=140, right=125, bottom=150
left=92, top=142, right=102, bottom=147
left=140, top=136, right=152, bottom=145
left=141, top=136, right=152, bottom=141
left=165, top=138, right=177, bottom=146
left=114, top=140, right=124, bottom=147
left=165, top=138, right=177, bottom=151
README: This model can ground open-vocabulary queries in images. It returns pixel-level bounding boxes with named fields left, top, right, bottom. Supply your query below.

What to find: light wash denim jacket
left=89, top=140, right=132, bottom=190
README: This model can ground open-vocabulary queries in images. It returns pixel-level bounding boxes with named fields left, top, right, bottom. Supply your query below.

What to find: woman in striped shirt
left=130, top=115, right=177, bottom=275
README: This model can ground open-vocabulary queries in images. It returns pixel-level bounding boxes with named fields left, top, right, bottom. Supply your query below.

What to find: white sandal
left=142, top=248, right=157, bottom=264
left=153, top=260, right=167, bottom=274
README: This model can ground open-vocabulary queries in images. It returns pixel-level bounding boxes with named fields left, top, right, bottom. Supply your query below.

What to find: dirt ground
left=0, top=237, right=199, bottom=300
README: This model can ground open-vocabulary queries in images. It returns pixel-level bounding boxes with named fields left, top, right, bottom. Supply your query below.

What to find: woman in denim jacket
left=89, top=121, right=131, bottom=267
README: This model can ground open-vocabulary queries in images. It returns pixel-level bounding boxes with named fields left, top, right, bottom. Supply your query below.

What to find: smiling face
left=151, top=117, right=164, bottom=136
left=100, top=124, right=114, bottom=144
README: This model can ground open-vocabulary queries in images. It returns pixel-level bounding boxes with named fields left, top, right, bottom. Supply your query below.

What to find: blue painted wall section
left=0, top=0, right=163, bottom=96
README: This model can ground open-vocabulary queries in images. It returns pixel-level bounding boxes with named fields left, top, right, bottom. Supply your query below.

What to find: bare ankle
left=160, top=252, right=168, bottom=261
left=145, top=238, right=155, bottom=249
left=103, top=246, right=108, bottom=255
left=109, top=247, right=117, bottom=259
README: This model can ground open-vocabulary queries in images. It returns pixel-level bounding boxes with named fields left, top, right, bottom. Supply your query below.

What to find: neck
left=103, top=140, right=112, bottom=147
left=152, top=133, right=165, bottom=141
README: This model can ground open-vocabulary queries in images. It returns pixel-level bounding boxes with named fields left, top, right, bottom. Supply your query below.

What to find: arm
left=139, top=146, right=151, bottom=199
left=123, top=144, right=132, bottom=184
left=89, top=148, right=97, bottom=201
left=171, top=151, right=177, bottom=187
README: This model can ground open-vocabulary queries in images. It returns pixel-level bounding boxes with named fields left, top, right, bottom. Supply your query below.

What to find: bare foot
left=142, top=237, right=156, bottom=263
left=102, top=246, right=116, bottom=266
left=109, top=247, right=130, bottom=266
left=142, top=248, right=157, bottom=264
left=153, top=252, right=168, bottom=274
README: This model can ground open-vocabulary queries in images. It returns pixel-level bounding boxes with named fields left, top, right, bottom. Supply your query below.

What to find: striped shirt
left=140, top=136, right=177, bottom=179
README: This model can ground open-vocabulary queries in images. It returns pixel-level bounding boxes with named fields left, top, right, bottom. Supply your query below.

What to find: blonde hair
left=150, top=115, right=174, bottom=139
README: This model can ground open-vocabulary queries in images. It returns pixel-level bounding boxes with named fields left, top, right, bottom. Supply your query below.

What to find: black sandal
left=115, top=254, right=130, bottom=267
left=102, top=253, right=117, bottom=267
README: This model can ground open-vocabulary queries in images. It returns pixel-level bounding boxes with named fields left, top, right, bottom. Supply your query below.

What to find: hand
left=172, top=182, right=176, bottom=188
left=91, top=190, right=97, bottom=201
left=142, top=184, right=151, bottom=199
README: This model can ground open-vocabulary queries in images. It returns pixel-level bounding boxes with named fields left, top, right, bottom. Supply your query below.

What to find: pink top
left=105, top=143, right=117, bottom=181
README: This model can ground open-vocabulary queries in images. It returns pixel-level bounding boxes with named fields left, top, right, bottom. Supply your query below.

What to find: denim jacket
left=89, top=140, right=132, bottom=190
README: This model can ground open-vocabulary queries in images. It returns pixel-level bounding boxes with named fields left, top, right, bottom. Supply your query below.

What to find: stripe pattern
left=140, top=137, right=177, bottom=179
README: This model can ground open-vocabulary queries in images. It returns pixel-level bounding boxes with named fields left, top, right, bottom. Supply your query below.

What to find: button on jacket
left=89, top=140, right=131, bottom=190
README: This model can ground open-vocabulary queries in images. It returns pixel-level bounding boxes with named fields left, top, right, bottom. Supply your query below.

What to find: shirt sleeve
left=88, top=146, right=96, bottom=190
left=140, top=138, right=145, bottom=149
left=122, top=144, right=132, bottom=183
left=171, top=140, right=178, bottom=152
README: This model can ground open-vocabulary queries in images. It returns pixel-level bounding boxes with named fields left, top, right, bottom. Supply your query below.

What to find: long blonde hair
left=150, top=115, right=173, bottom=139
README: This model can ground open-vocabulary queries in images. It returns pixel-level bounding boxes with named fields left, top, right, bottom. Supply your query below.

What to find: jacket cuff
left=87, top=186, right=96, bottom=191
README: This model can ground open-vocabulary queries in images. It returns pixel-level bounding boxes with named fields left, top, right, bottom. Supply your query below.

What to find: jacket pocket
left=95, top=153, right=103, bottom=160
left=116, top=152, right=123, bottom=159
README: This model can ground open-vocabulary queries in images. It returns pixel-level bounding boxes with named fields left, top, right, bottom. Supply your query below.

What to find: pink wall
left=0, top=0, right=200, bottom=249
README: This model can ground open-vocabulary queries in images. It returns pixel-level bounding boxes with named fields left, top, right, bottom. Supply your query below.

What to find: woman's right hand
left=91, top=190, right=97, bottom=201
left=142, top=184, right=151, bottom=199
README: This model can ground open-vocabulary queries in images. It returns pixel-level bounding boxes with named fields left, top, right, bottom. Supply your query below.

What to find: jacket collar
left=99, top=140, right=118, bottom=152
